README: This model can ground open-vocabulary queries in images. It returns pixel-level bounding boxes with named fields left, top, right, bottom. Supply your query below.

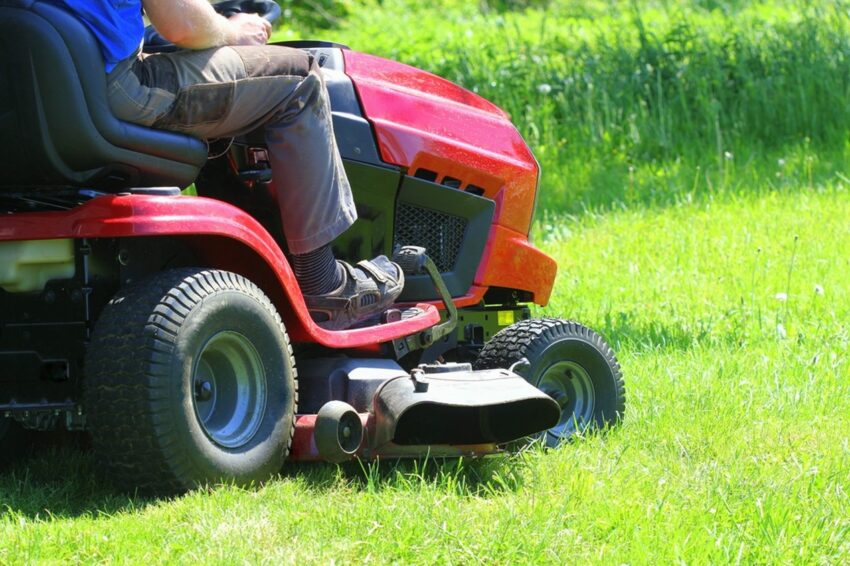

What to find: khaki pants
left=107, top=45, right=356, bottom=255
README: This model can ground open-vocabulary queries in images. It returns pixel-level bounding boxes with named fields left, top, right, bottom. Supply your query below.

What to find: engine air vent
left=441, top=177, right=462, bottom=189
left=413, top=169, right=438, bottom=182
left=394, top=204, right=467, bottom=272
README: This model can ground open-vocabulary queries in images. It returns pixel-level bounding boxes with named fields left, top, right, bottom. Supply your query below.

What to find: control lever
left=390, top=246, right=458, bottom=358
left=238, top=147, right=273, bottom=185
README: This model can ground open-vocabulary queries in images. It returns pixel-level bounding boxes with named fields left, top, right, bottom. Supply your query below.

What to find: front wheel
left=85, top=268, right=297, bottom=493
left=474, top=318, right=625, bottom=447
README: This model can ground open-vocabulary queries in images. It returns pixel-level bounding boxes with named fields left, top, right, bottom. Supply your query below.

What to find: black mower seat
left=0, top=0, right=207, bottom=191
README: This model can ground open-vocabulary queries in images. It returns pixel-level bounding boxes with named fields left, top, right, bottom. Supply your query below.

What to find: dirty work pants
left=107, top=45, right=356, bottom=255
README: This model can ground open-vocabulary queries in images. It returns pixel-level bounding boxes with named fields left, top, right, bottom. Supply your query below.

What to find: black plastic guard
left=373, top=367, right=560, bottom=446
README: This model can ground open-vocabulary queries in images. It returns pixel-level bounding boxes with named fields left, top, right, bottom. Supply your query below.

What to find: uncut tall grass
left=277, top=0, right=850, bottom=212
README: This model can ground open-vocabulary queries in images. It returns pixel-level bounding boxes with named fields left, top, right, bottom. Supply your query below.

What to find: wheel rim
left=192, top=331, right=267, bottom=449
left=536, top=360, right=596, bottom=440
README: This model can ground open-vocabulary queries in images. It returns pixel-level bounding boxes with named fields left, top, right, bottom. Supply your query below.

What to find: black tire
left=0, top=418, right=28, bottom=469
left=85, top=268, right=297, bottom=493
left=474, top=318, right=624, bottom=447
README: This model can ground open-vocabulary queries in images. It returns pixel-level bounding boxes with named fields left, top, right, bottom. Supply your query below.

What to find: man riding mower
left=0, top=0, right=625, bottom=493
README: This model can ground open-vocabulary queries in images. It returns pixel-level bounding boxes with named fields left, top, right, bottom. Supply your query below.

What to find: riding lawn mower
left=0, top=0, right=625, bottom=492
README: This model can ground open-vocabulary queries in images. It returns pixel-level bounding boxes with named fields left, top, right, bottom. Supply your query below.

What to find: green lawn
left=3, top=186, right=848, bottom=563
left=4, top=0, right=850, bottom=563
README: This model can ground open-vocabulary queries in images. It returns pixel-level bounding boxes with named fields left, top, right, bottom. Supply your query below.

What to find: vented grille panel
left=394, top=204, right=467, bottom=272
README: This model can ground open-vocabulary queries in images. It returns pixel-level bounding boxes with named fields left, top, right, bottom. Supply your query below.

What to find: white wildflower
left=537, top=83, right=552, bottom=95
left=778, top=158, right=786, bottom=168
left=775, top=292, right=788, bottom=302
left=814, top=284, right=825, bottom=295
left=724, top=151, right=734, bottom=161
left=776, top=323, right=787, bottom=339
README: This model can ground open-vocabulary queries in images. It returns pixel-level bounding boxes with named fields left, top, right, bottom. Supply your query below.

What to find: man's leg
left=107, top=45, right=403, bottom=329
left=146, top=47, right=357, bottom=253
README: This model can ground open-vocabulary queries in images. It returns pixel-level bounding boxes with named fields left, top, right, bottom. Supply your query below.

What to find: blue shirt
left=53, top=0, right=144, bottom=73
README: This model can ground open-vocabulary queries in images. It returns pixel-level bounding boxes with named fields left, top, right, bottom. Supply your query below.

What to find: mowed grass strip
left=2, top=186, right=847, bottom=564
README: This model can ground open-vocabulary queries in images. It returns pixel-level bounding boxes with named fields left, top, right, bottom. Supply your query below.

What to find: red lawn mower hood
left=343, top=51, right=556, bottom=305
left=342, top=51, right=540, bottom=238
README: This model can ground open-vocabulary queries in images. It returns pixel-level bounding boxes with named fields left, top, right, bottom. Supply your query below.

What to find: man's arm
left=143, top=0, right=272, bottom=49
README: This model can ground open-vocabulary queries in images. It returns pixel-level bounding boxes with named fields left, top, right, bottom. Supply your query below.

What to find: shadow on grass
left=0, top=441, right=534, bottom=520
left=0, top=444, right=155, bottom=520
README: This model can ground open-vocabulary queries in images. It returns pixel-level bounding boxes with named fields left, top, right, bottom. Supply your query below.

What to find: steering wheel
left=143, top=0, right=283, bottom=54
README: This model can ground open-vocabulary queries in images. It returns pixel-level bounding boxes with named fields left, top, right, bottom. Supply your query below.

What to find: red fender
left=0, top=194, right=440, bottom=347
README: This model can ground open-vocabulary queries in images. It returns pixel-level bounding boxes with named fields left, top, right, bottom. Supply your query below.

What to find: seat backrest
left=0, top=0, right=208, bottom=190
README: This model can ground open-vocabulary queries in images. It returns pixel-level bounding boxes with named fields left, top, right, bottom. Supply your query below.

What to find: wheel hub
left=194, top=380, right=214, bottom=402
left=537, top=361, right=596, bottom=440
left=192, top=331, right=268, bottom=449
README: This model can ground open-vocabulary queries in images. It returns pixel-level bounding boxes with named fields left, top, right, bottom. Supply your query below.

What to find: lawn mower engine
left=0, top=0, right=625, bottom=492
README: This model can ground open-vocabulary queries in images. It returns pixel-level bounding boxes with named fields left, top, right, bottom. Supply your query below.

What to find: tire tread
left=85, top=268, right=297, bottom=493
left=473, top=318, right=625, bottom=434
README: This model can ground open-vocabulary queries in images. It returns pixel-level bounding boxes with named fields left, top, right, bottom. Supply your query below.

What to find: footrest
left=308, top=303, right=441, bottom=348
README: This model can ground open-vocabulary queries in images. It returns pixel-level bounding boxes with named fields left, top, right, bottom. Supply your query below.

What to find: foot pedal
left=393, top=246, right=428, bottom=275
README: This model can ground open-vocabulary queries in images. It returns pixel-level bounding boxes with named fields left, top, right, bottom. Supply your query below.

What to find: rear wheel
left=85, top=268, right=297, bottom=493
left=474, top=318, right=624, bottom=447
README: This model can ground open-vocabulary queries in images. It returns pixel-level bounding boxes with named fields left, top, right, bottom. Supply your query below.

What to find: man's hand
left=224, top=13, right=272, bottom=46
left=144, top=0, right=271, bottom=50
